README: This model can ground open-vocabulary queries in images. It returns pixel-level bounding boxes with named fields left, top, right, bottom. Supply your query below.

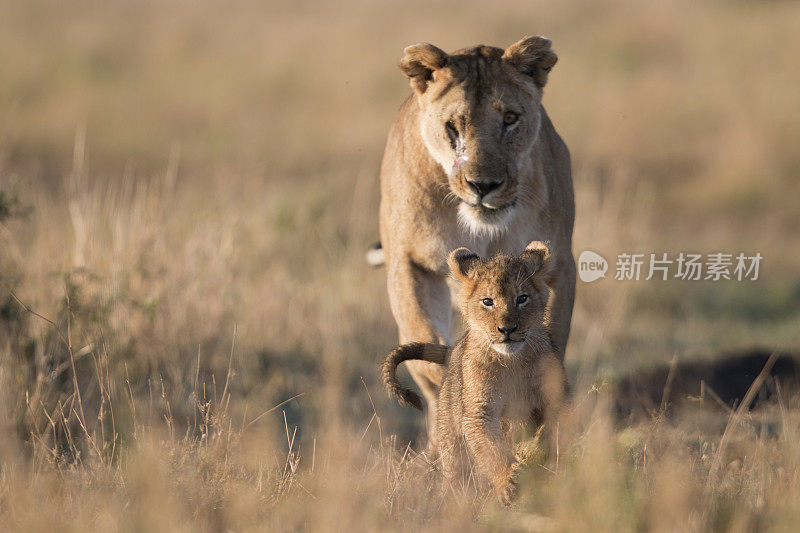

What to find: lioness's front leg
left=546, top=254, right=576, bottom=356
left=386, top=255, right=452, bottom=448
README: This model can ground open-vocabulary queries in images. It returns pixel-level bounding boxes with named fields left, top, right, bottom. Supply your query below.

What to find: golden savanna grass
left=1, top=0, right=799, bottom=530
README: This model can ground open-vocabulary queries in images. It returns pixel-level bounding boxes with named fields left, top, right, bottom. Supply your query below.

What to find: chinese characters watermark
left=578, top=250, right=762, bottom=283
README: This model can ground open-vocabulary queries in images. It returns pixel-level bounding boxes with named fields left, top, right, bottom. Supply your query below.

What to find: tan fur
left=382, top=242, right=568, bottom=505
left=378, top=36, right=575, bottom=447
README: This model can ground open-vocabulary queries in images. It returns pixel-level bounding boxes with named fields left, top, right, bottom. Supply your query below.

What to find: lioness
left=377, top=36, right=575, bottom=446
left=382, top=241, right=568, bottom=505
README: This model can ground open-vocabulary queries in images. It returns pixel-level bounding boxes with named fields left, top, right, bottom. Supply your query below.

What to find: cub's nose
left=497, top=325, right=518, bottom=336
left=466, top=179, right=502, bottom=198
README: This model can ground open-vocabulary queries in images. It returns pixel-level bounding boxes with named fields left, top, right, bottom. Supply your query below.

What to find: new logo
left=578, top=250, right=608, bottom=283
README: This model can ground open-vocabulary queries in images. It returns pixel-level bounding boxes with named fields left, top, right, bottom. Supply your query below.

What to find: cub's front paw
left=494, top=467, right=520, bottom=507
left=514, top=438, right=538, bottom=466
left=496, top=476, right=519, bottom=507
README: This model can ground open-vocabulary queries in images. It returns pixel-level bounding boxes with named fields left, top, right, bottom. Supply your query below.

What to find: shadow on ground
left=613, top=348, right=800, bottom=419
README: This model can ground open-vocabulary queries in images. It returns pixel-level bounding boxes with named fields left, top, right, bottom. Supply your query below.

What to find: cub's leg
left=438, top=438, right=459, bottom=499
left=436, top=381, right=460, bottom=496
left=462, top=401, right=519, bottom=506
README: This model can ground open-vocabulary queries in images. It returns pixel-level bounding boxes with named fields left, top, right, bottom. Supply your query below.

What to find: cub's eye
left=481, top=298, right=494, bottom=307
left=503, top=111, right=519, bottom=125
left=516, top=294, right=529, bottom=305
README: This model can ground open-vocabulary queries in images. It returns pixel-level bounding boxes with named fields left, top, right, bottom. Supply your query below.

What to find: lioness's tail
left=365, top=241, right=385, bottom=267
left=381, top=342, right=448, bottom=410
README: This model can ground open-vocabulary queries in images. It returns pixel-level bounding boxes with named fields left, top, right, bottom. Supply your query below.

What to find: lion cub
left=382, top=241, right=567, bottom=505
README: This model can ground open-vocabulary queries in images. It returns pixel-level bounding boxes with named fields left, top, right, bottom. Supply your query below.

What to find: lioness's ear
left=502, top=36, right=558, bottom=88
left=521, top=241, right=554, bottom=284
left=448, top=247, right=481, bottom=282
left=399, top=43, right=449, bottom=94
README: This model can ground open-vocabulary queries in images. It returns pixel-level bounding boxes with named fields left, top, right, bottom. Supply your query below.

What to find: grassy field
left=1, top=0, right=799, bottom=530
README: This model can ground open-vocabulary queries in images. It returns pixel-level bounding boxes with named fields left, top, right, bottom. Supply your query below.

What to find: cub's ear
left=502, top=36, right=558, bottom=88
left=448, top=247, right=481, bottom=282
left=399, top=43, right=449, bottom=94
left=521, top=241, right=554, bottom=284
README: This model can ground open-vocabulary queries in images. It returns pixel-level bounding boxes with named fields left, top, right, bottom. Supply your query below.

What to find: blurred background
left=1, top=0, right=799, bottom=529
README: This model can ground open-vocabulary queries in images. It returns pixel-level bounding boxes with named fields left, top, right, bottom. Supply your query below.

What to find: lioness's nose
left=466, top=180, right=501, bottom=198
left=498, top=325, right=518, bottom=336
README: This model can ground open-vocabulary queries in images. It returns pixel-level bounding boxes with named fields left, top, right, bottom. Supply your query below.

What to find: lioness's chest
left=432, top=217, right=550, bottom=274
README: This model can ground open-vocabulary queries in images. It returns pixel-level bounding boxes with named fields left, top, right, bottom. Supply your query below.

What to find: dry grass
left=1, top=0, right=799, bottom=530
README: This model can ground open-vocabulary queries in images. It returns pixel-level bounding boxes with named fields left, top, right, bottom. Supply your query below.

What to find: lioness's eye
left=481, top=298, right=494, bottom=307
left=503, top=111, right=519, bottom=125
left=445, top=120, right=458, bottom=147
left=516, top=294, right=529, bottom=305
